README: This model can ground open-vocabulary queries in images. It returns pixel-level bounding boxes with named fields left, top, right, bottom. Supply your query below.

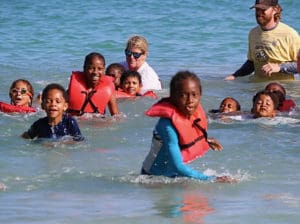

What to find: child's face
left=121, top=76, right=141, bottom=95
left=219, top=98, right=238, bottom=113
left=107, top=68, right=122, bottom=88
left=252, top=94, right=276, bottom=118
left=265, top=84, right=285, bottom=96
left=173, top=78, right=201, bottom=118
left=42, top=89, right=68, bottom=124
left=84, top=57, right=105, bottom=88
left=10, top=81, right=32, bottom=106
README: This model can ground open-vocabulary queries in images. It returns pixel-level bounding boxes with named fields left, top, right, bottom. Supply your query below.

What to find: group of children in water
left=0, top=51, right=297, bottom=184
left=211, top=82, right=296, bottom=120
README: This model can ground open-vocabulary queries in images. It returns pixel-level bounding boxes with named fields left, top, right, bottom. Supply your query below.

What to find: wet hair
left=41, top=83, right=68, bottom=104
left=220, top=97, right=241, bottom=111
left=125, top=35, right=148, bottom=53
left=265, top=82, right=286, bottom=99
left=264, top=82, right=286, bottom=109
left=170, top=70, right=202, bottom=98
left=120, top=70, right=142, bottom=85
left=9, top=79, right=34, bottom=105
left=83, top=52, right=105, bottom=70
left=252, top=90, right=279, bottom=110
left=270, top=91, right=285, bottom=109
left=105, top=63, right=125, bottom=76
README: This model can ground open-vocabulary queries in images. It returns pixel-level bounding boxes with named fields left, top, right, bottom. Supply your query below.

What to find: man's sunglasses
left=124, top=49, right=144, bottom=59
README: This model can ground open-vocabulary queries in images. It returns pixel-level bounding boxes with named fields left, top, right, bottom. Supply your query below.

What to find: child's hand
left=207, top=137, right=223, bottom=151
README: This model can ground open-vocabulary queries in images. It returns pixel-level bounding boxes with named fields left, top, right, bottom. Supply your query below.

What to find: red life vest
left=145, top=98, right=210, bottom=163
left=0, top=101, right=36, bottom=113
left=67, top=71, right=115, bottom=116
left=115, top=90, right=158, bottom=99
left=278, top=99, right=296, bottom=112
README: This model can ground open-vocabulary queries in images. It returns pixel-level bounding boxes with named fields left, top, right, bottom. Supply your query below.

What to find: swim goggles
left=10, top=88, right=32, bottom=97
left=124, top=49, right=144, bottom=59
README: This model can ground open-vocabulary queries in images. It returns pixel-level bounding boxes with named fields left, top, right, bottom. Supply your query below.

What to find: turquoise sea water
left=1, top=1, right=300, bottom=223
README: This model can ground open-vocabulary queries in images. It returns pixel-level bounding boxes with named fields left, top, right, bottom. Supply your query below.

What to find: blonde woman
left=122, top=35, right=162, bottom=92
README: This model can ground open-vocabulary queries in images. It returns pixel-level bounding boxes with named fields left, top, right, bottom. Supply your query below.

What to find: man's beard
left=256, top=13, right=273, bottom=28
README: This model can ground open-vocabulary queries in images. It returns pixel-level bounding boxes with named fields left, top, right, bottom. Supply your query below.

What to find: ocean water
left=1, top=0, right=300, bottom=223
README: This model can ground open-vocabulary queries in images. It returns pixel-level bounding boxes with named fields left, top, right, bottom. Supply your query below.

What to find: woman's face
left=172, top=78, right=201, bottom=118
left=84, top=57, right=105, bottom=89
left=125, top=47, right=147, bottom=71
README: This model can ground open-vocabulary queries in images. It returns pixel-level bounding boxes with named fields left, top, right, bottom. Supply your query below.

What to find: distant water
left=1, top=1, right=300, bottom=223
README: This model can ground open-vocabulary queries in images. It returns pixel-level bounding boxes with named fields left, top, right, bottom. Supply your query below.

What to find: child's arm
left=21, top=120, right=40, bottom=139
left=21, top=131, right=31, bottom=139
left=207, top=137, right=223, bottom=151
left=68, top=117, right=85, bottom=141
left=108, top=95, right=119, bottom=116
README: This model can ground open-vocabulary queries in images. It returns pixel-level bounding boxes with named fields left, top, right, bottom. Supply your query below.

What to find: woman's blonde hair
left=125, top=35, right=148, bottom=53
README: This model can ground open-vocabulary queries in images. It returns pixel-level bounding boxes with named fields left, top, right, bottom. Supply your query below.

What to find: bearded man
left=225, top=0, right=300, bottom=81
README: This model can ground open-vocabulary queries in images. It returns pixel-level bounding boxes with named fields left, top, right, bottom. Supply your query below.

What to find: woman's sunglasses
left=124, top=49, right=143, bottom=59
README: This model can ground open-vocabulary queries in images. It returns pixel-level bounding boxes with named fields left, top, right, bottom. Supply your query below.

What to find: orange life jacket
left=145, top=98, right=210, bottom=163
left=67, top=71, right=114, bottom=116
left=0, top=101, right=36, bottom=113
left=279, top=99, right=296, bottom=112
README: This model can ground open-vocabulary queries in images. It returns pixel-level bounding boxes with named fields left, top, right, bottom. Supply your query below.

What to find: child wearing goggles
left=0, top=79, right=36, bottom=113
left=9, top=79, right=34, bottom=107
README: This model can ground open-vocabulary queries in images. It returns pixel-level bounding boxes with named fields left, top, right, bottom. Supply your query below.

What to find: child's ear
left=63, top=102, right=69, bottom=112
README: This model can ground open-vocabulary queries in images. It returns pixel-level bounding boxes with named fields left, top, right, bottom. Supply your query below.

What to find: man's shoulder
left=249, top=25, right=260, bottom=34
left=277, top=22, right=299, bottom=35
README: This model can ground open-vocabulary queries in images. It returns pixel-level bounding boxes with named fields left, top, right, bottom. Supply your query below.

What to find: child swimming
left=22, top=83, right=84, bottom=141
left=0, top=79, right=36, bottom=113
left=264, top=82, right=296, bottom=112
left=116, top=70, right=157, bottom=99
left=252, top=90, right=279, bottom=118
left=105, top=63, right=125, bottom=90
left=210, top=97, right=241, bottom=114
left=67, top=52, right=119, bottom=116
left=141, top=70, right=234, bottom=183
